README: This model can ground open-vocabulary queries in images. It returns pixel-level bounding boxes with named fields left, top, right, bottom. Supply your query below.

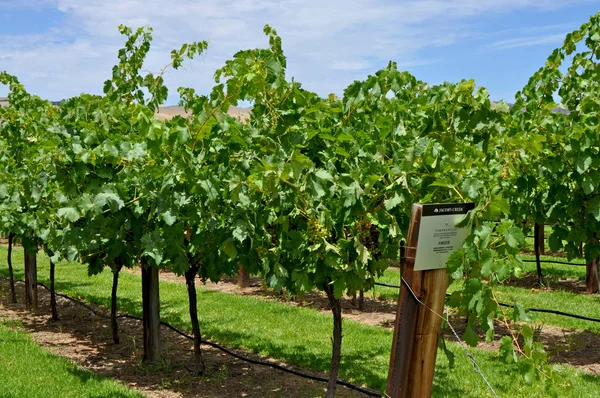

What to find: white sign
left=413, top=203, right=474, bottom=271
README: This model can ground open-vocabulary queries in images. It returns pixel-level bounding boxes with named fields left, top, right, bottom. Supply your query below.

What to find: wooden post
left=403, top=268, right=448, bottom=397
left=387, top=205, right=422, bottom=396
left=237, top=263, right=250, bottom=288
left=586, top=256, right=599, bottom=294
left=24, top=248, right=38, bottom=311
left=142, top=265, right=161, bottom=361
left=386, top=204, right=452, bottom=398
left=534, top=223, right=545, bottom=255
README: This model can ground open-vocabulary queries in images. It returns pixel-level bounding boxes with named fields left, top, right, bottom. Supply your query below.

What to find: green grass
left=519, top=255, right=586, bottom=280
left=2, top=246, right=600, bottom=397
left=372, top=266, right=600, bottom=334
left=0, top=319, right=142, bottom=398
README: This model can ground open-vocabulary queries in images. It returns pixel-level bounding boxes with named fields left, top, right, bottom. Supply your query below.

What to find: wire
left=22, top=280, right=382, bottom=397
left=400, top=277, right=499, bottom=398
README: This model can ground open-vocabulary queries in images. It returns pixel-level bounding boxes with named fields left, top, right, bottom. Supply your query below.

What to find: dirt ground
left=0, top=279, right=364, bottom=398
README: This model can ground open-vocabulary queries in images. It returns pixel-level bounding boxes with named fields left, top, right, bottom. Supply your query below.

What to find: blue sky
left=0, top=1, right=598, bottom=104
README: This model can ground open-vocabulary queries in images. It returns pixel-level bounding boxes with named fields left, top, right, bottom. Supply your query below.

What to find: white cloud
left=487, top=33, right=567, bottom=50
left=0, top=0, right=593, bottom=101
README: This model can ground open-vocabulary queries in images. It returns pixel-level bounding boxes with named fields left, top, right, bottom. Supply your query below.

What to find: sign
left=413, top=202, right=475, bottom=271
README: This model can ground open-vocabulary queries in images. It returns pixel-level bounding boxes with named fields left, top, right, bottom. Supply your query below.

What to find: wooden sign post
left=387, top=203, right=473, bottom=398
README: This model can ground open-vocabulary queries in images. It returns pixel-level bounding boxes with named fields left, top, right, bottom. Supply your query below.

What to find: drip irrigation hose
left=8, top=279, right=382, bottom=397
left=372, top=282, right=600, bottom=323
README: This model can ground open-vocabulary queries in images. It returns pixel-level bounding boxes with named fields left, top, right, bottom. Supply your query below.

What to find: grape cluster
left=255, top=246, right=268, bottom=259
left=308, top=217, right=329, bottom=244
left=356, top=218, right=371, bottom=242
left=356, top=217, right=380, bottom=256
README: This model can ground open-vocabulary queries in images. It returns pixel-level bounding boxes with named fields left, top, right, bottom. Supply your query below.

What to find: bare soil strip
left=0, top=279, right=363, bottom=398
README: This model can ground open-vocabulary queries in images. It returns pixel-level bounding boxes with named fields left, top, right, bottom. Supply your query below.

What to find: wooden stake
left=534, top=223, right=545, bottom=255
left=386, top=204, right=422, bottom=397
left=386, top=204, right=452, bottom=398
left=404, top=268, right=448, bottom=398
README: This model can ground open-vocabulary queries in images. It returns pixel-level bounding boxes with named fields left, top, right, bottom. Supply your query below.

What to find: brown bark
left=404, top=268, right=449, bottom=398
left=534, top=223, right=545, bottom=255
left=111, top=264, right=123, bottom=344
left=142, top=264, right=161, bottom=361
left=324, top=282, right=343, bottom=398
left=351, top=290, right=365, bottom=310
left=50, top=258, right=58, bottom=321
left=185, top=263, right=205, bottom=375
left=358, top=290, right=364, bottom=311
left=534, top=223, right=544, bottom=286
left=237, top=263, right=250, bottom=288
left=586, top=257, right=600, bottom=294
left=7, top=233, right=16, bottom=303
left=24, top=247, right=38, bottom=311
left=386, top=206, right=422, bottom=397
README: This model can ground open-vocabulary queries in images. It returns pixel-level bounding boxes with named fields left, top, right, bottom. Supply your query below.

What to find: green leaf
left=354, top=237, right=370, bottom=264
left=314, top=169, right=333, bottom=181
left=588, top=197, right=600, bottom=221
left=504, top=226, right=526, bottom=248
left=222, top=239, right=238, bottom=259
left=94, top=192, right=124, bottom=211
left=499, top=336, right=517, bottom=364
left=161, top=210, right=176, bottom=226
left=582, top=175, right=595, bottom=195
left=439, top=335, right=455, bottom=368
left=463, top=322, right=479, bottom=347
left=57, top=207, right=80, bottom=222
left=512, top=301, right=532, bottom=322
left=384, top=193, right=403, bottom=210
left=461, top=178, right=483, bottom=199
left=575, top=156, right=592, bottom=174
left=446, top=249, right=464, bottom=280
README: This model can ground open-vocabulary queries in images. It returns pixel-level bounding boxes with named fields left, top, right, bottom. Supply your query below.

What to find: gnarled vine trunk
left=23, top=244, right=38, bottom=311
left=142, top=263, right=161, bottom=361
left=111, top=263, right=123, bottom=344
left=324, top=282, right=342, bottom=398
left=534, top=223, right=544, bottom=286
left=237, top=263, right=250, bottom=288
left=185, top=262, right=205, bottom=375
left=7, top=233, right=16, bottom=303
left=49, top=257, right=58, bottom=320
left=586, top=257, right=600, bottom=294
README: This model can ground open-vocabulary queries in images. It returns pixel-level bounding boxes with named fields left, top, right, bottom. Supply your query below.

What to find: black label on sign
left=422, top=202, right=475, bottom=217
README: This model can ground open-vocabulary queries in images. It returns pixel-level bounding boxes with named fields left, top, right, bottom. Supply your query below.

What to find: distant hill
left=155, top=105, right=251, bottom=121
left=2, top=97, right=570, bottom=117
left=1, top=97, right=251, bottom=120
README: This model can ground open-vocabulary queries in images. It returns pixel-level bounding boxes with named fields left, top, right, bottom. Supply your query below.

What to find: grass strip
left=372, top=267, right=600, bottom=334
left=1, top=246, right=600, bottom=397
left=0, top=319, right=142, bottom=398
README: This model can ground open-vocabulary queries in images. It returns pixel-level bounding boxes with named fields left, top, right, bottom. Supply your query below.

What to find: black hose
left=521, top=259, right=586, bottom=266
left=25, top=280, right=382, bottom=397
left=373, top=282, right=600, bottom=324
